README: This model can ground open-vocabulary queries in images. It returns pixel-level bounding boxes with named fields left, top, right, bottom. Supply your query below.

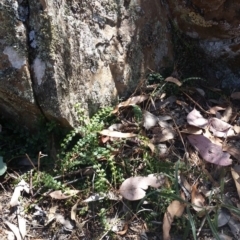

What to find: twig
left=25, top=154, right=37, bottom=171
left=29, top=169, right=33, bottom=196
left=181, top=90, right=210, bottom=114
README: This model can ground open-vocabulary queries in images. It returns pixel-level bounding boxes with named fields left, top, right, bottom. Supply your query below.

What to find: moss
left=36, top=13, right=59, bottom=61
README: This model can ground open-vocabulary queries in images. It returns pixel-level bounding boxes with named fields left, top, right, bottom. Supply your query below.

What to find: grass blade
left=186, top=206, right=197, bottom=240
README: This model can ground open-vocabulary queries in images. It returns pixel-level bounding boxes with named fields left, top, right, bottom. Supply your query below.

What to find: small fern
left=58, top=105, right=123, bottom=192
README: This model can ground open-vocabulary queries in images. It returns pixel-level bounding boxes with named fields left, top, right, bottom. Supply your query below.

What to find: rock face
left=1, top=0, right=240, bottom=128
left=0, top=0, right=172, bottom=127
left=169, top=0, right=240, bottom=88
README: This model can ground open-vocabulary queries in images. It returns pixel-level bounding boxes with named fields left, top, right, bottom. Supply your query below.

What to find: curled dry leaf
left=191, top=184, right=205, bottom=212
left=223, top=143, right=240, bottom=160
left=10, top=179, right=30, bottom=207
left=165, top=76, right=182, bottom=86
left=233, top=125, right=240, bottom=134
left=221, top=106, right=232, bottom=123
left=49, top=190, right=79, bottom=199
left=187, top=109, right=208, bottom=129
left=112, top=95, right=148, bottom=113
left=17, top=214, right=26, bottom=240
left=116, top=224, right=128, bottom=236
left=151, top=128, right=175, bottom=143
left=108, top=123, right=124, bottom=131
left=208, top=106, right=226, bottom=115
left=143, top=111, right=158, bottom=130
left=55, top=214, right=74, bottom=230
left=187, top=135, right=232, bottom=166
left=181, top=125, right=203, bottom=135
left=4, top=221, right=22, bottom=240
left=231, top=166, right=240, bottom=199
left=162, top=192, right=186, bottom=240
left=209, top=118, right=234, bottom=137
left=119, top=174, right=165, bottom=201
left=99, top=129, right=136, bottom=138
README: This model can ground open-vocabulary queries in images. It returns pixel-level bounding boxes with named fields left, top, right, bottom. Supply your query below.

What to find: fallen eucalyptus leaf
left=71, top=200, right=79, bottom=221
left=221, top=106, right=232, bottom=123
left=191, top=184, right=205, bottom=212
left=187, top=109, right=208, bottom=128
left=187, top=135, right=232, bottom=166
left=10, top=179, right=29, bottom=207
left=55, top=214, right=74, bottom=230
left=165, top=76, right=182, bottom=86
left=151, top=128, right=175, bottom=143
left=49, top=190, right=79, bottom=199
left=162, top=192, right=185, bottom=240
left=208, top=106, right=226, bottom=115
left=119, top=174, right=165, bottom=201
left=223, top=143, right=240, bottom=160
left=143, top=111, right=158, bottom=130
left=112, top=95, right=148, bottom=113
left=181, top=125, right=203, bottom=135
left=99, top=129, right=136, bottom=138
left=231, top=166, right=240, bottom=199
left=4, top=221, right=21, bottom=240
left=209, top=118, right=234, bottom=137
left=17, top=214, right=26, bottom=240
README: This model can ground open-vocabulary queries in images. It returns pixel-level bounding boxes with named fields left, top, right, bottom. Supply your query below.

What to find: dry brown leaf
left=4, top=221, right=22, bottom=240
left=156, top=144, right=169, bottom=157
left=117, top=224, right=128, bottom=235
left=223, top=143, right=240, bottom=160
left=71, top=200, right=79, bottom=221
left=10, top=180, right=30, bottom=207
left=181, top=125, right=203, bottom=135
left=143, top=110, right=158, bottom=130
left=151, top=128, right=175, bottom=143
left=209, top=118, right=234, bottom=137
left=231, top=166, right=240, bottom=199
left=99, top=129, right=136, bottom=138
left=203, top=129, right=223, bottom=146
left=17, top=214, right=26, bottom=240
left=187, top=109, right=208, bottom=128
left=108, top=123, right=124, bottom=131
left=119, top=174, right=165, bottom=200
left=231, top=92, right=240, bottom=99
left=147, top=142, right=155, bottom=153
left=49, top=190, right=79, bottom=199
left=208, top=106, right=226, bottom=114
left=221, top=106, right=233, bottom=123
left=191, top=184, right=205, bottom=212
left=187, top=135, right=232, bottom=166
left=112, top=95, right=148, bottom=113
left=162, top=192, right=185, bottom=240
left=233, top=125, right=240, bottom=134
left=119, top=177, right=148, bottom=200
left=165, top=76, right=182, bottom=86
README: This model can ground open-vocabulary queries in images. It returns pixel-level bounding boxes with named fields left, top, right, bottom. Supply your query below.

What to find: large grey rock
left=169, top=0, right=240, bottom=88
left=0, top=0, right=173, bottom=127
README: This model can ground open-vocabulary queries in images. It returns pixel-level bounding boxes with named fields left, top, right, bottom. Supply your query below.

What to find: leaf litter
left=2, top=79, right=240, bottom=239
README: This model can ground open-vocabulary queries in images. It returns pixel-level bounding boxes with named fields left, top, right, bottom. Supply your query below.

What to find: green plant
left=59, top=105, right=124, bottom=193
